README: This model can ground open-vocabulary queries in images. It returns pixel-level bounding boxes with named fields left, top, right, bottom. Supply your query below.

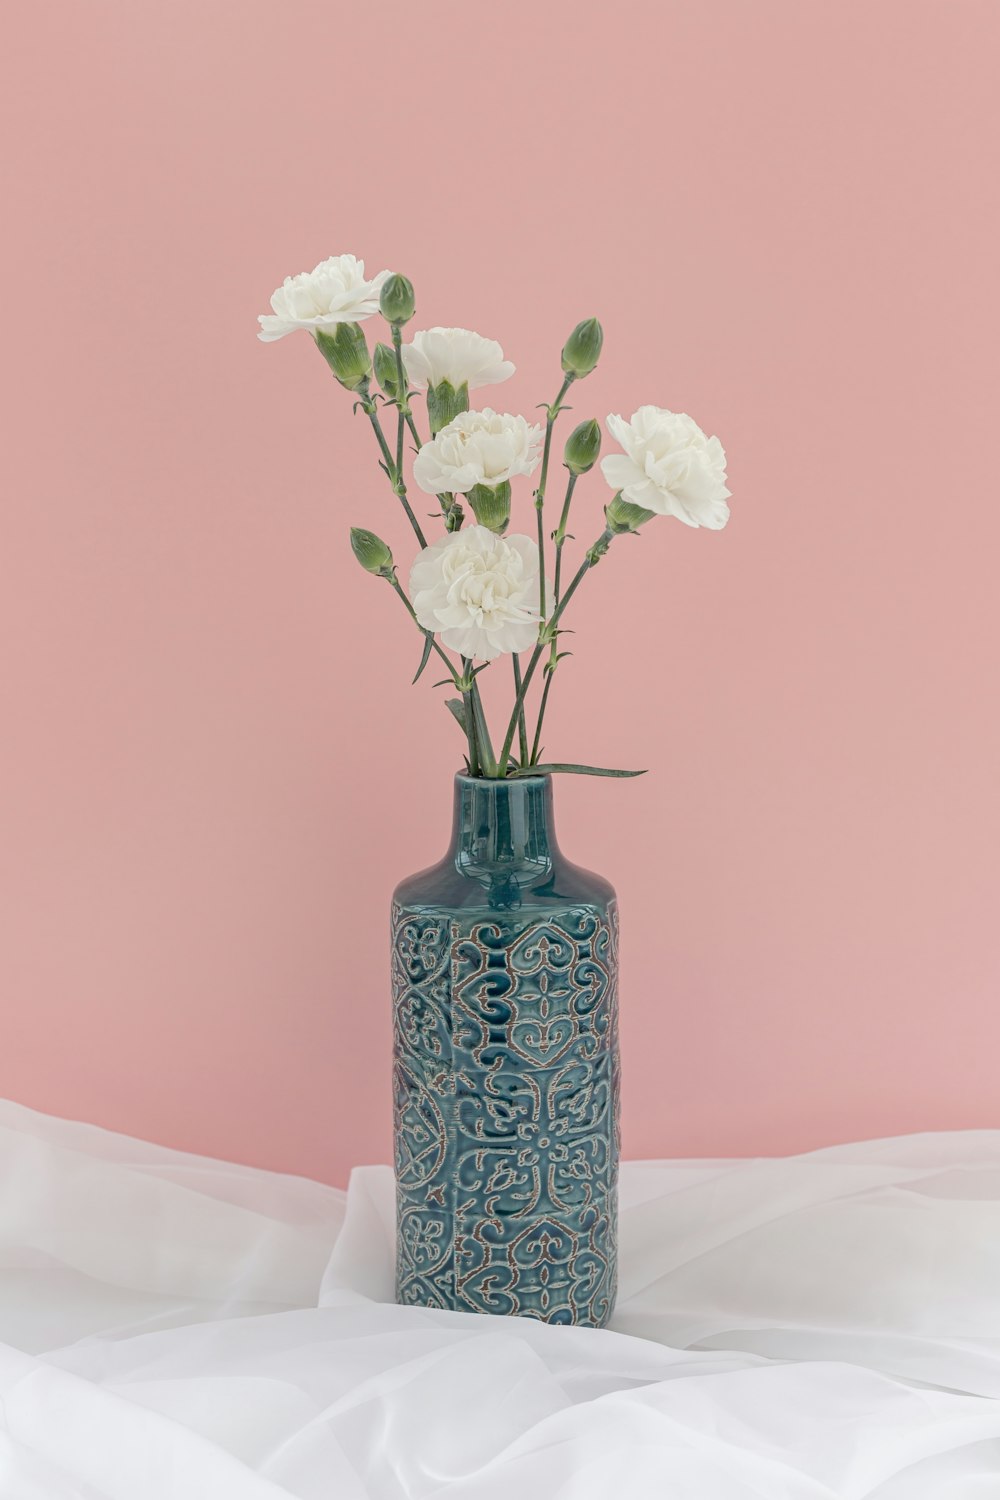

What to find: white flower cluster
left=413, top=410, right=542, bottom=496
left=259, top=255, right=731, bottom=666
left=257, top=255, right=388, bottom=342
left=601, top=407, right=730, bottom=529
left=401, top=327, right=514, bottom=393
left=409, top=527, right=543, bottom=661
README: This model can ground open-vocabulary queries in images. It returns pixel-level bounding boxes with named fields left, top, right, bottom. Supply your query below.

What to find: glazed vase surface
left=391, top=773, right=620, bottom=1327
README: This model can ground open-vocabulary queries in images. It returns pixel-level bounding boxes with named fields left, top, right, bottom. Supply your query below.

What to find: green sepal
left=349, top=526, right=394, bottom=576
left=379, top=273, right=415, bottom=326
left=467, top=481, right=511, bottom=534
left=373, top=342, right=400, bottom=398
left=560, top=317, right=603, bottom=378
left=427, top=379, right=469, bottom=435
left=606, top=493, right=655, bottom=534
left=442, top=493, right=465, bottom=531
left=315, top=323, right=371, bottom=391
left=563, top=418, right=602, bottom=475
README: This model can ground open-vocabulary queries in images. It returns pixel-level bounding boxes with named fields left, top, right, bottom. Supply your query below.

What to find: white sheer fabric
left=1, top=1099, right=999, bottom=1497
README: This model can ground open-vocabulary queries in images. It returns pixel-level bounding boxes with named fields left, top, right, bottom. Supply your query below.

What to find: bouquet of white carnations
left=259, top=255, right=731, bottom=780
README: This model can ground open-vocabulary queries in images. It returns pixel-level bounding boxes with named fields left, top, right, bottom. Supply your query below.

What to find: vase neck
left=450, top=774, right=558, bottom=898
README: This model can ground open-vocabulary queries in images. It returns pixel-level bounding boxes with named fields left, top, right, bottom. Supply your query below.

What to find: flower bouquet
left=260, top=254, right=730, bottom=1325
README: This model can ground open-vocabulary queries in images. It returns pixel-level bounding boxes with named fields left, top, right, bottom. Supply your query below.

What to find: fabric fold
left=2, top=1099, right=999, bottom=1496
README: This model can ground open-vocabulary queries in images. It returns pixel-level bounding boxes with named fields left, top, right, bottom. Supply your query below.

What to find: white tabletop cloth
left=1, top=1099, right=999, bottom=1497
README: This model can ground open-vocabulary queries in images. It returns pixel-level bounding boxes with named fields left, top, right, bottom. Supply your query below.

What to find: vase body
left=391, top=774, right=619, bottom=1327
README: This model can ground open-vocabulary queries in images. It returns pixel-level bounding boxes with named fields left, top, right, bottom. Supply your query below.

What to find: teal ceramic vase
left=391, top=773, right=620, bottom=1327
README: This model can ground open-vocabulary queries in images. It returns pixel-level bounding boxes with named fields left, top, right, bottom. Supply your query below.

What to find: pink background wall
left=2, top=1, right=998, bottom=1184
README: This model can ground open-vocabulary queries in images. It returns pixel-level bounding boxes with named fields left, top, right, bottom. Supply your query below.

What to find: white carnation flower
left=409, top=527, right=544, bottom=661
left=600, top=406, right=731, bottom=528
left=258, top=255, right=390, bottom=342
left=412, top=409, right=543, bottom=496
left=401, top=328, right=515, bottom=393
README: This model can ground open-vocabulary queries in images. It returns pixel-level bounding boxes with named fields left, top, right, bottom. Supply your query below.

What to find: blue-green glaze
left=391, top=774, right=619, bottom=1327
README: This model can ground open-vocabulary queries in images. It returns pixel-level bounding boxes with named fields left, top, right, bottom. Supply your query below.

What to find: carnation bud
left=561, top=317, right=603, bottom=378
left=373, top=342, right=400, bottom=398
left=605, top=493, right=655, bottom=534
left=379, top=273, right=416, bottom=326
left=315, top=323, right=371, bottom=392
left=563, top=418, right=602, bottom=475
left=467, top=481, right=511, bottom=535
left=350, top=527, right=394, bottom=577
left=426, top=378, right=469, bottom=435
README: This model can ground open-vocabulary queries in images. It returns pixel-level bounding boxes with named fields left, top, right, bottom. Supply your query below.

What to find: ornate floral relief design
left=392, top=900, right=619, bottom=1327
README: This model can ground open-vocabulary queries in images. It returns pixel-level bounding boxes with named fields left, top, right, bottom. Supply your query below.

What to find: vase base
left=396, top=1194, right=618, bottom=1328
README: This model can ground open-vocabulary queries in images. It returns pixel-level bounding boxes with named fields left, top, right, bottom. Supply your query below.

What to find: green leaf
left=445, top=699, right=469, bottom=734
left=412, top=634, right=433, bottom=684
left=511, top=763, right=647, bottom=779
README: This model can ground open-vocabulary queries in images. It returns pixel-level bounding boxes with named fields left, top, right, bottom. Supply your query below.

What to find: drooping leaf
left=511, top=763, right=647, bottom=779
left=412, top=634, right=433, bottom=684
left=445, top=699, right=469, bottom=734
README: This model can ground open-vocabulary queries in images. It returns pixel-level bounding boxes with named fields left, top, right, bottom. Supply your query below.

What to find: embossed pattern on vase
left=392, top=900, right=620, bottom=1326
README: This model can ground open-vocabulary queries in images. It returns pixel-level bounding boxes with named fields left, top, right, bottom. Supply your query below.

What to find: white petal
left=468, top=359, right=515, bottom=390
left=257, top=316, right=296, bottom=342
left=600, top=454, right=644, bottom=492
left=622, top=477, right=669, bottom=512
left=605, top=413, right=634, bottom=450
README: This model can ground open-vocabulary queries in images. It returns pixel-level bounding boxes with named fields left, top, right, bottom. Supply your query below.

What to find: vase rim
left=453, top=771, right=551, bottom=787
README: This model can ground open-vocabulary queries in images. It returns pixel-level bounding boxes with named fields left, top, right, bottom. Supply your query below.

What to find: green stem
left=386, top=576, right=460, bottom=680
left=463, top=686, right=481, bottom=776
left=390, top=326, right=411, bottom=483
left=473, top=690, right=497, bottom=776
left=497, top=526, right=614, bottom=776
left=386, top=329, right=427, bottom=459
left=464, top=661, right=497, bottom=777
left=387, top=576, right=477, bottom=769
left=360, top=379, right=427, bottom=549
left=551, top=472, right=578, bottom=607
left=529, top=471, right=578, bottom=763
left=512, top=655, right=529, bottom=766
left=549, top=533, right=605, bottom=620
left=390, top=327, right=435, bottom=495
left=363, top=397, right=394, bottom=469
left=534, top=374, right=575, bottom=626
left=461, top=658, right=480, bottom=773
left=388, top=328, right=461, bottom=532
left=529, top=669, right=553, bottom=766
